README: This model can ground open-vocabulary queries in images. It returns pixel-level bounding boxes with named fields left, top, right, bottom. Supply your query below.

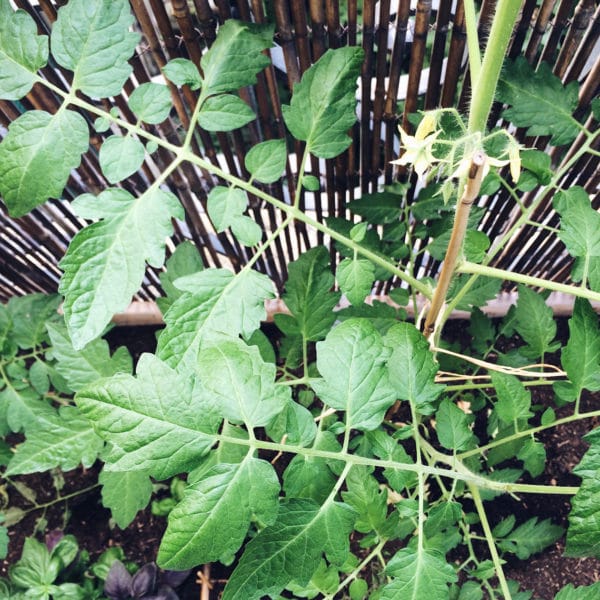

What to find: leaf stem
left=469, top=484, right=512, bottom=599
left=463, top=0, right=482, bottom=83
left=457, top=261, right=600, bottom=303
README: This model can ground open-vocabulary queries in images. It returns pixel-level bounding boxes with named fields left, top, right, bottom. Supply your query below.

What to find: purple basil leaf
left=160, top=570, right=191, bottom=589
left=143, top=585, right=179, bottom=600
left=131, top=563, right=157, bottom=597
left=45, top=530, right=64, bottom=552
left=104, top=560, right=133, bottom=599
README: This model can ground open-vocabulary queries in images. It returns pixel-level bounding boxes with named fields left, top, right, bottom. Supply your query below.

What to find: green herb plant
left=1, top=0, right=600, bottom=598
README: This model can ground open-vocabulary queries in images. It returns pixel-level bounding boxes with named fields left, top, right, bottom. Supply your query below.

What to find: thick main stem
left=424, top=152, right=487, bottom=337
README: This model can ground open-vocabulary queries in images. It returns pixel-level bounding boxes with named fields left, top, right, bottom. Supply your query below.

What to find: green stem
left=469, top=484, right=512, bottom=599
left=445, top=378, right=555, bottom=392
left=457, top=261, right=600, bottom=303
left=463, top=0, right=482, bottom=83
left=457, top=408, right=600, bottom=460
left=467, top=0, right=522, bottom=134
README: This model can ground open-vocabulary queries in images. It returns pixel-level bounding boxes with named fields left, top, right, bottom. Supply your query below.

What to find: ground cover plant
left=1, top=0, right=600, bottom=597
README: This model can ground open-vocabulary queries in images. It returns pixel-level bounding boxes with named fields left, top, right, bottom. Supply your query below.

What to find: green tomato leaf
left=201, top=20, right=273, bottom=96
left=381, top=547, right=457, bottom=599
left=76, top=353, right=221, bottom=479
left=554, top=187, right=600, bottom=258
left=566, top=428, right=600, bottom=557
left=341, top=466, right=388, bottom=534
left=162, top=58, right=202, bottom=90
left=554, top=299, right=600, bottom=404
left=435, top=398, right=477, bottom=451
left=280, top=247, right=341, bottom=342
left=312, top=319, right=395, bottom=431
left=46, top=322, right=132, bottom=391
left=386, top=322, right=444, bottom=415
left=51, top=0, right=139, bottom=98
left=156, top=268, right=274, bottom=373
left=513, top=285, right=559, bottom=358
left=1, top=386, right=55, bottom=433
left=348, top=192, right=403, bottom=224
left=245, top=139, right=287, bottom=183
left=265, top=397, right=316, bottom=447
left=99, top=469, right=153, bottom=529
left=497, top=56, right=579, bottom=146
left=6, top=405, right=104, bottom=475
left=282, top=46, right=363, bottom=158
left=490, top=372, right=532, bottom=426
left=60, top=187, right=182, bottom=349
left=0, top=0, right=48, bottom=100
left=157, top=241, right=204, bottom=314
left=555, top=583, right=600, bottom=600
left=496, top=517, right=563, bottom=559
left=516, top=438, right=546, bottom=478
left=7, top=294, right=61, bottom=349
left=207, top=186, right=247, bottom=232
left=231, top=215, right=263, bottom=246
left=0, top=110, right=89, bottom=217
left=159, top=457, right=280, bottom=569
left=336, top=258, right=374, bottom=305
left=198, top=339, right=287, bottom=428
left=222, top=498, right=355, bottom=600
left=303, top=174, right=320, bottom=191
left=128, top=83, right=172, bottom=124
left=197, top=94, right=255, bottom=131
left=447, top=275, right=502, bottom=311
left=99, top=135, right=146, bottom=183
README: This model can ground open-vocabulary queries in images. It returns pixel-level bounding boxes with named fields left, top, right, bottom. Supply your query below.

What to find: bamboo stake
left=423, top=152, right=487, bottom=338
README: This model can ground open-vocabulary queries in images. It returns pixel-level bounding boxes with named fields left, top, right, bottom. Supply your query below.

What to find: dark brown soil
left=2, top=321, right=600, bottom=599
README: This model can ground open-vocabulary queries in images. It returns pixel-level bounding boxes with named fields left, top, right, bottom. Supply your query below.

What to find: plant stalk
left=424, top=152, right=487, bottom=337
left=467, top=0, right=523, bottom=134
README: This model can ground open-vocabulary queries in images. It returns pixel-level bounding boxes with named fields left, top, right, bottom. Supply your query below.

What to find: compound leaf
left=51, top=0, right=139, bottom=98
left=336, top=258, right=374, bottom=306
left=497, top=56, right=579, bottom=146
left=566, top=428, right=600, bottom=557
left=554, top=187, right=600, bottom=258
left=59, top=187, right=183, bottom=349
left=279, top=247, right=340, bottom=342
left=99, top=135, right=146, bottom=184
left=245, top=139, right=287, bottom=183
left=201, top=20, right=272, bottom=96
left=159, top=458, right=279, bottom=569
left=554, top=299, right=600, bottom=404
left=386, top=322, right=444, bottom=415
left=162, top=58, right=202, bottom=90
left=222, top=498, right=355, bottom=599
left=341, top=466, right=388, bottom=534
left=436, top=398, right=476, bottom=451
left=513, top=285, right=559, bottom=358
left=207, top=186, right=248, bottom=232
left=156, top=268, right=274, bottom=373
left=381, top=547, right=457, bottom=599
left=7, top=294, right=61, bottom=349
left=312, top=319, right=395, bottom=431
left=556, top=583, right=600, bottom=600
left=491, top=372, right=532, bottom=426
left=2, top=387, right=55, bottom=434
left=99, top=470, right=154, bottom=530
left=157, top=241, right=204, bottom=314
left=6, top=405, right=104, bottom=475
left=198, top=95, right=255, bottom=131
left=0, top=110, right=89, bottom=217
left=282, top=46, right=364, bottom=158
left=128, top=83, right=172, bottom=124
left=198, top=339, right=288, bottom=429
left=75, top=353, right=221, bottom=480
left=46, top=322, right=132, bottom=391
left=0, top=0, right=48, bottom=100
left=496, top=517, right=563, bottom=559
